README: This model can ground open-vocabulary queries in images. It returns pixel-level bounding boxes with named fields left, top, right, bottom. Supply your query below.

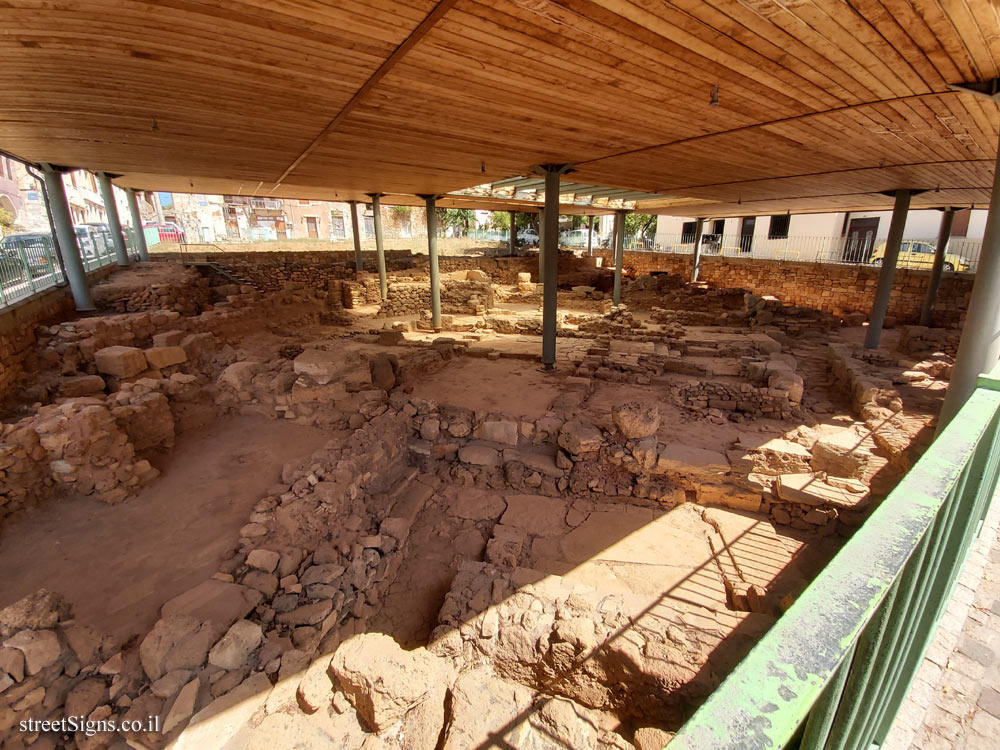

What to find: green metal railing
left=669, top=360, right=1000, bottom=750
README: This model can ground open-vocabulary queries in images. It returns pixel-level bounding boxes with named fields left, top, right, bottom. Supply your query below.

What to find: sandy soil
left=407, top=357, right=567, bottom=417
left=0, top=416, right=329, bottom=645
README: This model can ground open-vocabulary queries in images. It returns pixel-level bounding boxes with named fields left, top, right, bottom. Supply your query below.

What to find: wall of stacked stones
left=0, top=265, right=118, bottom=406
left=379, top=280, right=494, bottom=317
left=597, top=251, right=971, bottom=327
left=153, top=250, right=416, bottom=292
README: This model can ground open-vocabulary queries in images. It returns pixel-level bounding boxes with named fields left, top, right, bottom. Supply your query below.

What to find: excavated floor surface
left=0, top=416, right=328, bottom=643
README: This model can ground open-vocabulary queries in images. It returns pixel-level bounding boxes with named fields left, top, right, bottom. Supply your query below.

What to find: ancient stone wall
left=379, top=280, right=494, bottom=317
left=153, top=250, right=416, bottom=293
left=0, top=265, right=118, bottom=408
left=597, top=251, right=972, bottom=327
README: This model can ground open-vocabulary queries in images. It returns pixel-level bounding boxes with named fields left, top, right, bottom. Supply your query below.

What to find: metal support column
left=420, top=195, right=442, bottom=329
left=508, top=210, right=516, bottom=254
left=539, top=165, right=569, bottom=369
left=125, top=189, right=149, bottom=262
left=367, top=193, right=387, bottom=301
left=692, top=217, right=706, bottom=282
left=96, top=172, right=130, bottom=266
left=348, top=201, right=363, bottom=272
left=939, top=134, right=1000, bottom=428
left=587, top=216, right=595, bottom=256
left=41, top=165, right=94, bottom=311
left=864, top=189, right=911, bottom=349
left=919, top=208, right=956, bottom=326
left=538, top=212, right=545, bottom=283
left=612, top=210, right=627, bottom=306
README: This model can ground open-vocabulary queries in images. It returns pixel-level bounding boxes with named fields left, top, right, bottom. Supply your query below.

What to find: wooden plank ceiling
left=0, top=0, right=997, bottom=216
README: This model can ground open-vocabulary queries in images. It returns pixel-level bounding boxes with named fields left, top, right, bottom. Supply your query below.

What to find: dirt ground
left=0, top=415, right=328, bottom=644
left=407, top=356, right=569, bottom=417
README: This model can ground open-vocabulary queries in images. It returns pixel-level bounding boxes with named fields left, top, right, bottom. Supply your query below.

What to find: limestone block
left=144, top=345, right=187, bottom=369
left=94, top=346, right=148, bottom=378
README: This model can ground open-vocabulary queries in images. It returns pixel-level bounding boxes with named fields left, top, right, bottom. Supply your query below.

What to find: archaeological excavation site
left=0, top=244, right=962, bottom=749
left=4, top=1, right=1000, bottom=748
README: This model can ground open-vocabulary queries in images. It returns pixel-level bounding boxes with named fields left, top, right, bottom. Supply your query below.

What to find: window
left=330, top=215, right=346, bottom=240
left=768, top=214, right=790, bottom=239
left=681, top=221, right=697, bottom=243
left=712, top=219, right=725, bottom=235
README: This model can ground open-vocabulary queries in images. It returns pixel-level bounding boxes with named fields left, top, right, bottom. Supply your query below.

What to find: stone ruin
left=0, top=254, right=960, bottom=749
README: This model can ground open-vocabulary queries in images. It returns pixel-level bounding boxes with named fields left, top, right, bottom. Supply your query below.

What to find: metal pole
left=41, top=165, right=94, bottom=311
left=692, top=216, right=706, bottom=282
left=421, top=195, right=441, bottom=329
left=541, top=168, right=561, bottom=369
left=508, top=210, right=516, bottom=255
left=368, top=193, right=387, bottom=301
left=26, top=164, right=68, bottom=283
left=919, top=208, right=956, bottom=326
left=939, top=133, right=1000, bottom=428
left=349, top=200, right=363, bottom=272
left=538, top=211, right=545, bottom=283
left=587, top=215, right=595, bottom=256
left=612, top=210, right=626, bottom=305
left=125, top=188, right=149, bottom=261
left=96, top=172, right=130, bottom=266
left=864, top=189, right=911, bottom=349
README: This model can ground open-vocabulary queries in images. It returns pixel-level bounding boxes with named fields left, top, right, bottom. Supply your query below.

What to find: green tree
left=0, top=208, right=14, bottom=235
left=625, top=213, right=656, bottom=238
left=489, top=211, right=532, bottom=231
left=436, top=208, right=475, bottom=234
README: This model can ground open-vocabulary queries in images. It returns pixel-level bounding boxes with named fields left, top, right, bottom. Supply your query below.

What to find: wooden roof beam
left=271, top=0, right=460, bottom=189
left=946, top=78, right=1000, bottom=101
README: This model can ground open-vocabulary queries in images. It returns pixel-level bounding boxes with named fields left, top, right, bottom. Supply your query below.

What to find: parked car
left=144, top=222, right=186, bottom=243
left=0, top=232, right=57, bottom=283
left=870, top=240, right=970, bottom=272
left=559, top=229, right=597, bottom=248
left=517, top=228, right=539, bottom=245
left=75, top=223, right=117, bottom=259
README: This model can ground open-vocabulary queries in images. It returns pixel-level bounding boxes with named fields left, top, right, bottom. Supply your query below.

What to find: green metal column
left=41, top=165, right=94, bottom=311
left=865, top=189, right=911, bottom=349
left=421, top=195, right=441, bottom=329
left=508, top=210, right=516, bottom=254
left=125, top=188, right=149, bottom=262
left=587, top=215, right=595, bottom=256
left=538, top=212, right=545, bottom=283
left=348, top=201, right=364, bottom=272
left=940, top=136, right=1000, bottom=428
left=540, top=165, right=567, bottom=369
left=692, top=217, right=706, bottom=282
left=612, top=210, right=626, bottom=306
left=96, top=172, right=130, bottom=266
left=367, top=193, right=388, bottom=301
left=920, top=208, right=956, bottom=327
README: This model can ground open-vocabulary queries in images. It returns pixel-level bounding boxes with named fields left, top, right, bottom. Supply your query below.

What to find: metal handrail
left=668, top=359, right=1000, bottom=750
left=178, top=242, right=227, bottom=265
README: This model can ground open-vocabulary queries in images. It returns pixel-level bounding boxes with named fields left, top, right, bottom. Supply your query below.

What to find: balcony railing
left=668, top=360, right=1000, bottom=750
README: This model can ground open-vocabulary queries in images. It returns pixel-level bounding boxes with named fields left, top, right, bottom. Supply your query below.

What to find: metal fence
left=646, top=233, right=984, bottom=273
left=668, top=360, right=1000, bottom=750
left=0, top=227, right=139, bottom=309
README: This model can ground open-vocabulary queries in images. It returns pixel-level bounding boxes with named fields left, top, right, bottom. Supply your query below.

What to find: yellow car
left=870, top=240, right=970, bottom=272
